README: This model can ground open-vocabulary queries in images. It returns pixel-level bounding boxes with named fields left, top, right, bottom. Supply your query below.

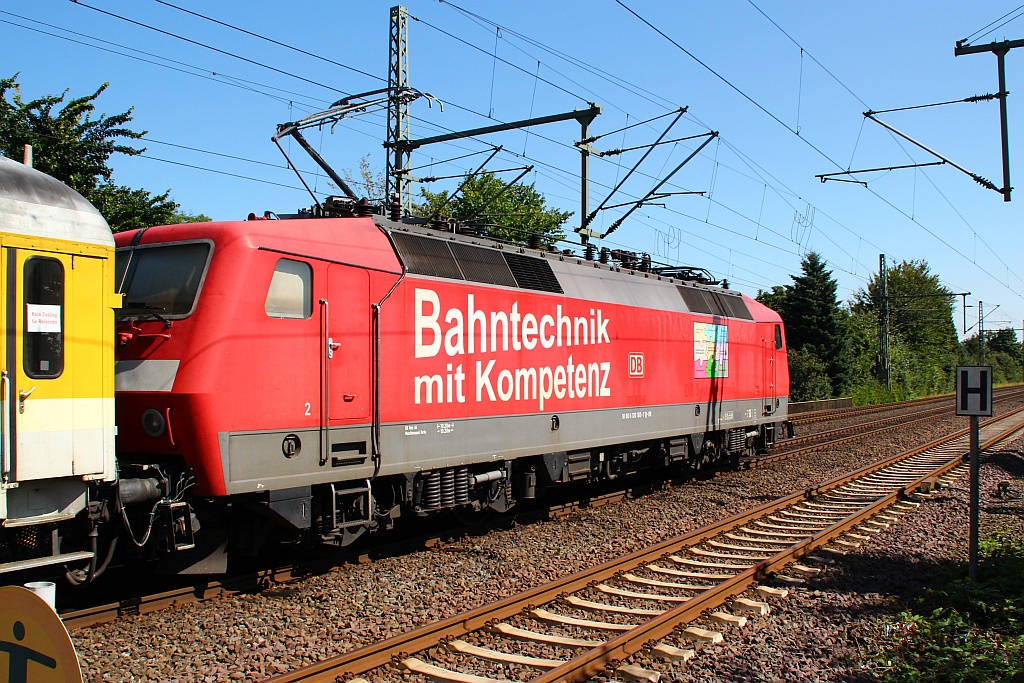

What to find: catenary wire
left=69, top=0, right=351, bottom=96
left=58, top=0, right=862, bottom=278
left=961, top=4, right=1024, bottom=44
left=44, top=1, right=987, bottom=299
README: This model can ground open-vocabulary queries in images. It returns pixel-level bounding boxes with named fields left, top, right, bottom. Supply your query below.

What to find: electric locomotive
left=113, top=197, right=790, bottom=572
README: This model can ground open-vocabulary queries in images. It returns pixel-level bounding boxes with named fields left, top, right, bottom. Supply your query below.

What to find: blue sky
left=3, top=0, right=1023, bottom=337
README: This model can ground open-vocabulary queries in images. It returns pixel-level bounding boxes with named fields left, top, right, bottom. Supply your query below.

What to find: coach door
left=3, top=248, right=107, bottom=483
left=324, top=264, right=371, bottom=422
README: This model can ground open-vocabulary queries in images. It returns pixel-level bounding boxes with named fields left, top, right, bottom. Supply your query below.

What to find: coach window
left=774, top=324, right=783, bottom=350
left=265, top=259, right=312, bottom=319
left=24, top=257, right=64, bottom=378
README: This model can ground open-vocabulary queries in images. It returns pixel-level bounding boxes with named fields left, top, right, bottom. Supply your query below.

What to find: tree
left=418, top=172, right=570, bottom=248
left=755, top=285, right=787, bottom=314
left=0, top=74, right=183, bottom=232
left=779, top=252, right=851, bottom=396
left=962, top=328, right=1022, bottom=384
left=168, top=210, right=213, bottom=224
left=787, top=347, right=833, bottom=401
left=852, top=259, right=960, bottom=396
left=343, top=154, right=387, bottom=202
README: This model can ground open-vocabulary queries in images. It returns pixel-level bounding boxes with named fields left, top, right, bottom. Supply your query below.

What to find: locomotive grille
left=449, top=242, right=518, bottom=287
left=391, top=232, right=465, bottom=280
left=678, top=286, right=714, bottom=315
left=677, top=286, right=752, bottom=320
left=503, top=252, right=564, bottom=293
left=391, top=231, right=564, bottom=293
left=718, top=293, right=753, bottom=319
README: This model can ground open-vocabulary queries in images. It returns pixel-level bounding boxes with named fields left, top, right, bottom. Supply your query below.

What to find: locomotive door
left=762, top=324, right=780, bottom=415
left=3, top=248, right=106, bottom=482
left=325, top=265, right=371, bottom=422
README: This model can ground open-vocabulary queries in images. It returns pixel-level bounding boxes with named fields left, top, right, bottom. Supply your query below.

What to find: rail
left=263, top=406, right=1024, bottom=683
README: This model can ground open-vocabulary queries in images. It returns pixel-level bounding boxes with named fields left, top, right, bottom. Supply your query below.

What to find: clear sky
left=3, top=0, right=1023, bottom=337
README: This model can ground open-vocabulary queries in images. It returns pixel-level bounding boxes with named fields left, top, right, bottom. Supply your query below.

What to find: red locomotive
left=113, top=201, right=789, bottom=571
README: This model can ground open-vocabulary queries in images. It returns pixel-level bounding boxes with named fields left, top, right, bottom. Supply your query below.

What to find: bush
left=851, top=380, right=907, bottom=406
left=788, top=347, right=833, bottom=402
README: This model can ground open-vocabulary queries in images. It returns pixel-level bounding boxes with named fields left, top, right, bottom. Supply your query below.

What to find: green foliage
left=870, top=534, right=1024, bottom=682
left=761, top=252, right=850, bottom=397
left=343, top=154, right=387, bottom=202
left=418, top=172, right=571, bottom=248
left=851, top=379, right=906, bottom=406
left=0, top=74, right=183, bottom=232
left=962, top=329, right=1023, bottom=385
left=168, top=210, right=212, bottom=224
left=787, top=347, right=833, bottom=401
left=755, top=285, right=787, bottom=314
left=87, top=184, right=178, bottom=233
left=850, top=259, right=960, bottom=399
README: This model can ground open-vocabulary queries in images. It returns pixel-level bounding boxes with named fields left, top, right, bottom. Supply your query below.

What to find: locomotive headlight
left=142, top=409, right=167, bottom=437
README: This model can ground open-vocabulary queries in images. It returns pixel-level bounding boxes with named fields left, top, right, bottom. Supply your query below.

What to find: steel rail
left=791, top=385, right=1024, bottom=424
left=744, top=397, right=1011, bottom=469
left=783, top=402, right=959, bottom=448
left=533, top=410, right=1024, bottom=683
left=264, top=406, right=1024, bottom=683
left=63, top=392, right=1024, bottom=631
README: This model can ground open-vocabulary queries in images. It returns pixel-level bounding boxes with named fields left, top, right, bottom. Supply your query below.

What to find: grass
left=868, top=532, right=1024, bottom=682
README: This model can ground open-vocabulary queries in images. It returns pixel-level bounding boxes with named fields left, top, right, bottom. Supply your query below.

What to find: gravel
left=73, top=400, right=1024, bottom=683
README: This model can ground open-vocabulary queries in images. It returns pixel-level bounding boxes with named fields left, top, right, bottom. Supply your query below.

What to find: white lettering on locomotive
left=414, top=288, right=611, bottom=359
left=414, top=288, right=614, bottom=409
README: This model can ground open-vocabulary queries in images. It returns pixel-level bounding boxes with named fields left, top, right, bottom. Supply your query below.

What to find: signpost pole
left=969, top=413, right=980, bottom=581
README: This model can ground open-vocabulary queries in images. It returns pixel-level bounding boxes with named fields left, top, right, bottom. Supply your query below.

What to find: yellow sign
left=0, top=586, right=81, bottom=683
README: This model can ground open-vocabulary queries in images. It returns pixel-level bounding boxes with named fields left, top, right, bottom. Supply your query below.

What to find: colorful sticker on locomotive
left=694, top=322, right=728, bottom=378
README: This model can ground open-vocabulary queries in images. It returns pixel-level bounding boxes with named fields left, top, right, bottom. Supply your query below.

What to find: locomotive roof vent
left=390, top=230, right=563, bottom=294
left=677, top=286, right=752, bottom=320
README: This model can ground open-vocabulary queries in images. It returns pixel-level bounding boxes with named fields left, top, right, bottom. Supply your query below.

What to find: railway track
left=59, top=390, right=1022, bottom=633
left=262, top=407, right=1024, bottom=683
left=789, top=384, right=1022, bottom=426
left=789, top=392, right=954, bottom=425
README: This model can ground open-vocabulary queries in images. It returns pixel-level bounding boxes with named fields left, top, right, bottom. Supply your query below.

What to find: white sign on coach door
left=26, top=304, right=62, bottom=333
left=956, top=366, right=993, bottom=416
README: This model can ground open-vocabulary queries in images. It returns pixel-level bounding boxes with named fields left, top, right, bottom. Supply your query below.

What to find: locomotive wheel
left=689, top=439, right=713, bottom=470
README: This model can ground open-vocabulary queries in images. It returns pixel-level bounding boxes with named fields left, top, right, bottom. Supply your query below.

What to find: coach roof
left=0, top=155, right=113, bottom=247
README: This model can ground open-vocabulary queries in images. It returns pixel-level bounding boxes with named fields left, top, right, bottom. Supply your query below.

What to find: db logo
left=628, top=352, right=645, bottom=378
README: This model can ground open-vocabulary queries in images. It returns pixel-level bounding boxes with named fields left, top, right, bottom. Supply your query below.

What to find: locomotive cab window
left=774, top=324, right=783, bottom=350
left=24, top=257, right=64, bottom=378
left=116, top=241, right=211, bottom=319
left=264, top=259, right=312, bottom=319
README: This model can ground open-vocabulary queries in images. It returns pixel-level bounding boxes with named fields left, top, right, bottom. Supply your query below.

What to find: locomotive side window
left=24, top=257, right=64, bottom=378
left=774, top=324, right=783, bottom=350
left=116, top=242, right=211, bottom=318
left=264, top=259, right=312, bottom=319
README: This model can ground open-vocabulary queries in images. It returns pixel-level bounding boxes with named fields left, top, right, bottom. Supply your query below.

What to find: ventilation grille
left=391, top=232, right=463, bottom=280
left=390, top=231, right=563, bottom=293
left=677, top=286, right=752, bottom=319
left=678, top=286, right=713, bottom=315
left=718, top=293, right=753, bottom=320
left=503, top=252, right=564, bottom=293
left=449, top=241, right=517, bottom=287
